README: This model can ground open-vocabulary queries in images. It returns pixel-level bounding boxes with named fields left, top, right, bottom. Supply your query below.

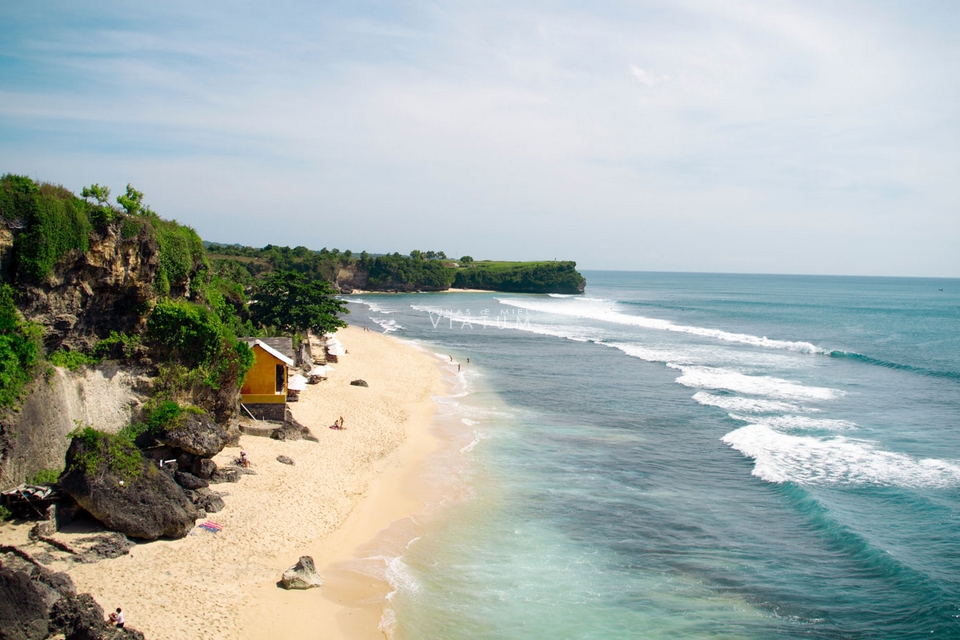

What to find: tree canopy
left=251, top=270, right=348, bottom=335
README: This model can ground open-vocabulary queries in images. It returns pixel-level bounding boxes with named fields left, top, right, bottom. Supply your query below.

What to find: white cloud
left=629, top=65, right=669, bottom=87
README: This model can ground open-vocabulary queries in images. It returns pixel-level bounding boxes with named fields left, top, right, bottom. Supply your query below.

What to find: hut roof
left=241, top=338, right=295, bottom=366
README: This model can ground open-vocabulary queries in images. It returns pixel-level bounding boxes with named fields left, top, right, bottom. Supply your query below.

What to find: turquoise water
left=347, top=272, right=960, bottom=639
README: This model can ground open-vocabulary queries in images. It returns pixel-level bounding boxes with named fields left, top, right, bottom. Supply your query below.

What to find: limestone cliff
left=334, top=262, right=368, bottom=293
left=16, top=222, right=160, bottom=352
left=0, top=365, right=149, bottom=488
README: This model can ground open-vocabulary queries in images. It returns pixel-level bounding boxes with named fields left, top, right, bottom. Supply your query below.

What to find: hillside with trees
left=206, top=244, right=586, bottom=294
left=0, top=174, right=347, bottom=500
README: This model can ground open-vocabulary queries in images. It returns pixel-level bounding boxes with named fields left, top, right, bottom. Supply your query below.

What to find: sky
left=1, top=0, right=958, bottom=276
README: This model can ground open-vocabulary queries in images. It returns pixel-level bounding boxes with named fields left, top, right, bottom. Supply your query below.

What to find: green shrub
left=67, top=425, right=143, bottom=481
left=0, top=505, right=12, bottom=521
left=92, top=331, right=141, bottom=360
left=49, top=349, right=95, bottom=371
left=29, top=468, right=61, bottom=485
left=147, top=299, right=224, bottom=367
left=1, top=175, right=93, bottom=281
left=0, top=284, right=42, bottom=408
left=120, top=217, right=142, bottom=239
left=148, top=216, right=208, bottom=295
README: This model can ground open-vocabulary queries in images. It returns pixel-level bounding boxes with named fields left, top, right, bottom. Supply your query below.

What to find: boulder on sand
left=59, top=436, right=199, bottom=541
left=155, top=413, right=229, bottom=458
left=350, top=379, right=368, bottom=387
left=0, top=566, right=49, bottom=640
left=280, top=556, right=323, bottom=590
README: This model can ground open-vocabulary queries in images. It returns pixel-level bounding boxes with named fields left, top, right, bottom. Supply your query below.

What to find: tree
left=81, top=184, right=111, bottom=206
left=460, top=255, right=473, bottom=265
left=252, top=270, right=348, bottom=335
left=116, top=184, right=144, bottom=215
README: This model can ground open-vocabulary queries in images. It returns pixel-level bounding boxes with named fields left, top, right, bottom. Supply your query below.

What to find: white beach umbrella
left=308, top=365, right=333, bottom=376
left=287, top=374, right=308, bottom=391
left=327, top=345, right=346, bottom=356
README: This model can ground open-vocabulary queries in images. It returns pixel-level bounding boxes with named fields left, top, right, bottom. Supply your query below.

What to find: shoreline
left=1, top=326, right=454, bottom=639
left=236, top=333, right=456, bottom=638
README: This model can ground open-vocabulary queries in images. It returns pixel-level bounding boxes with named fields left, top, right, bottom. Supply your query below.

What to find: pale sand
left=5, top=326, right=449, bottom=639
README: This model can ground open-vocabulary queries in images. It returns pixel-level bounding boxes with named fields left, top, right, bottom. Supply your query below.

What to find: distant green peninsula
left=206, top=244, right=587, bottom=295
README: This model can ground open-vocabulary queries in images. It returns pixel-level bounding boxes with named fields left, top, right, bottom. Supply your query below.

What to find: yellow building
left=240, top=338, right=295, bottom=420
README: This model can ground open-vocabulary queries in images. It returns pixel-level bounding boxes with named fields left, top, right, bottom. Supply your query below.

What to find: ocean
left=346, top=271, right=960, bottom=639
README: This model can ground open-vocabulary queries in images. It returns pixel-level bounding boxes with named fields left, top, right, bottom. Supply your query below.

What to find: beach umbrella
left=308, top=365, right=332, bottom=376
left=288, top=374, right=308, bottom=391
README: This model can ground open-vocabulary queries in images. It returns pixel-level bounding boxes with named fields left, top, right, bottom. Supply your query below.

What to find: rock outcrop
left=0, top=562, right=143, bottom=640
left=0, top=565, right=49, bottom=640
left=154, top=414, right=228, bottom=458
left=59, top=439, right=198, bottom=541
left=16, top=223, right=161, bottom=353
left=280, top=556, right=323, bottom=590
left=50, top=593, right=145, bottom=640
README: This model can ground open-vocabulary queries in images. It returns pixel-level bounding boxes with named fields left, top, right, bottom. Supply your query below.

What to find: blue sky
left=1, top=0, right=958, bottom=275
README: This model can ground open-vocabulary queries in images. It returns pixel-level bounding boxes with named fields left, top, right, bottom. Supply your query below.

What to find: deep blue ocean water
left=346, top=271, right=960, bottom=639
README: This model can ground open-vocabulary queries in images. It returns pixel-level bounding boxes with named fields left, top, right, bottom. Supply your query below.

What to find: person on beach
left=109, top=608, right=124, bottom=628
left=458, top=364, right=461, bottom=372
left=240, top=451, right=250, bottom=468
left=339, top=415, right=345, bottom=428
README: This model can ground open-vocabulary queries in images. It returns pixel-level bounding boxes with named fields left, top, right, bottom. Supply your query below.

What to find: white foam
left=722, top=424, right=960, bottom=488
left=672, top=365, right=842, bottom=401
left=460, top=436, right=481, bottom=453
left=607, top=341, right=804, bottom=372
left=692, top=392, right=809, bottom=413
left=349, top=297, right=395, bottom=314
left=730, top=414, right=856, bottom=431
left=496, top=297, right=826, bottom=354
left=370, top=317, right=403, bottom=333
left=410, top=304, right=596, bottom=342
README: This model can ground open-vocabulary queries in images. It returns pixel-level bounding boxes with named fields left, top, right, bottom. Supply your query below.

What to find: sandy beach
left=1, top=326, right=449, bottom=639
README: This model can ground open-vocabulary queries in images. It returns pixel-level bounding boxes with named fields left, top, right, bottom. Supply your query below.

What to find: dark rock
left=192, top=458, right=217, bottom=480
left=276, top=455, right=295, bottom=466
left=30, top=565, right=76, bottom=598
left=194, top=489, right=224, bottom=514
left=26, top=565, right=75, bottom=609
left=272, top=410, right=318, bottom=442
left=280, top=556, right=323, bottom=590
left=59, top=439, right=199, bottom=541
left=174, top=471, right=208, bottom=490
left=350, top=379, right=368, bottom=387
left=0, top=566, right=49, bottom=640
left=209, top=467, right=241, bottom=484
left=77, top=533, right=134, bottom=562
left=54, top=498, right=84, bottom=530
left=49, top=593, right=108, bottom=640
left=155, top=413, right=229, bottom=458
left=271, top=422, right=303, bottom=441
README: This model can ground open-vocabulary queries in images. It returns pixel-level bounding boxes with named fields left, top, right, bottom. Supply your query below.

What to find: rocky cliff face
left=334, top=263, right=368, bottom=293
left=16, top=223, right=160, bottom=351
left=0, top=365, right=149, bottom=489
